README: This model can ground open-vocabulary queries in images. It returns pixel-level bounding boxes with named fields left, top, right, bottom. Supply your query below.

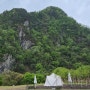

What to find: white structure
left=34, top=75, right=37, bottom=88
left=44, top=73, right=63, bottom=86
left=68, top=72, right=72, bottom=83
left=34, top=75, right=37, bottom=84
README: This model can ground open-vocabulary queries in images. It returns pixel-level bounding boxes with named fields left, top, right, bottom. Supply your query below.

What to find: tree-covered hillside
left=0, top=6, right=90, bottom=73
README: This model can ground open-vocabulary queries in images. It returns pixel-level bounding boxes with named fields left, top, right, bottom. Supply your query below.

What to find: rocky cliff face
left=0, top=20, right=34, bottom=73
left=21, top=40, right=34, bottom=49
left=0, top=54, right=15, bottom=73
left=18, top=21, right=34, bottom=49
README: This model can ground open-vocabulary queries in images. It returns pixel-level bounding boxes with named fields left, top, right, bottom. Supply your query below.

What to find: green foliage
left=0, top=6, right=90, bottom=74
left=22, top=72, right=34, bottom=84
left=74, top=65, right=90, bottom=78
left=0, top=65, right=89, bottom=86
left=36, top=73, right=45, bottom=83
left=0, top=75, right=2, bottom=86
left=53, top=67, right=69, bottom=79
left=53, top=65, right=90, bottom=80
left=1, top=71, right=23, bottom=86
left=22, top=72, right=45, bottom=84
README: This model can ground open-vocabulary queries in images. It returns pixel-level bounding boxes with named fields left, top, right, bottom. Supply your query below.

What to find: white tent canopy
left=44, top=73, right=63, bottom=86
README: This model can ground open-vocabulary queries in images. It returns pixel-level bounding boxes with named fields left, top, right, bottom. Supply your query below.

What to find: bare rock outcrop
left=0, top=54, right=15, bottom=73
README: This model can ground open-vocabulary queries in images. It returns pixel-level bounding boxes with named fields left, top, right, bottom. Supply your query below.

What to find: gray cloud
left=0, top=0, right=90, bottom=27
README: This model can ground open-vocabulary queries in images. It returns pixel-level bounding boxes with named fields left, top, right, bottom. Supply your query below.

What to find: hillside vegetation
left=0, top=6, right=90, bottom=74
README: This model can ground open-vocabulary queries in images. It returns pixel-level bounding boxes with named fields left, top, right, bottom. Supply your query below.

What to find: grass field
left=0, top=85, right=54, bottom=90
left=0, top=85, right=26, bottom=90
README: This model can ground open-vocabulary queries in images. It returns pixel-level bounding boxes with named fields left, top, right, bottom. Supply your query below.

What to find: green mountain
left=0, top=6, right=90, bottom=73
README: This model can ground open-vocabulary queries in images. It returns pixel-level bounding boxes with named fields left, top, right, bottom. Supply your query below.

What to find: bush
left=0, top=75, right=2, bottom=86
left=22, top=72, right=46, bottom=84
left=22, top=72, right=34, bottom=84
left=36, top=73, right=45, bottom=83
left=75, top=65, right=90, bottom=79
left=53, top=67, right=69, bottom=80
left=1, top=71, right=23, bottom=86
left=53, top=65, right=90, bottom=81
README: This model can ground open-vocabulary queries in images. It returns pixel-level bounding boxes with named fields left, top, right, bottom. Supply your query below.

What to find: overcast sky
left=0, top=0, right=90, bottom=27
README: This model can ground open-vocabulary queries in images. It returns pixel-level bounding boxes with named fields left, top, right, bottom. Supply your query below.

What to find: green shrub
left=1, top=71, right=23, bottom=86
left=53, top=67, right=69, bottom=80
left=75, top=65, right=90, bottom=79
left=36, top=73, right=45, bottom=83
left=21, top=72, right=46, bottom=84
left=22, top=72, right=34, bottom=84
left=53, top=65, right=90, bottom=80
left=0, top=75, right=2, bottom=86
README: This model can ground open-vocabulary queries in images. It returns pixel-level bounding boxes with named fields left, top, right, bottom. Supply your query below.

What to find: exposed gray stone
left=21, top=40, right=34, bottom=49
left=0, top=54, right=15, bottom=73
left=24, top=20, right=29, bottom=27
